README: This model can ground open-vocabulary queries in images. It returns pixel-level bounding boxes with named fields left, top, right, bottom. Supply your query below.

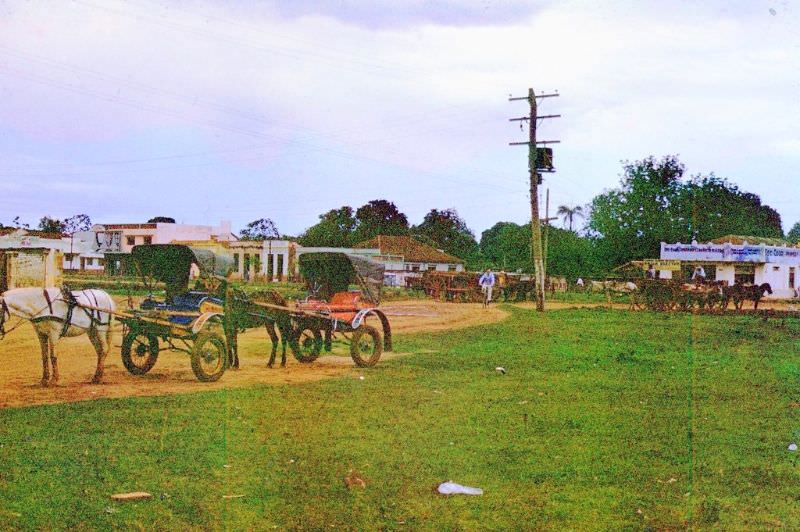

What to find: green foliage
left=589, top=155, right=783, bottom=269
left=239, top=218, right=280, bottom=241
left=351, top=199, right=409, bottom=243
left=298, top=206, right=357, bottom=247
left=2, top=309, right=800, bottom=528
left=480, top=222, right=602, bottom=278
left=787, top=222, right=800, bottom=243
left=36, top=216, right=64, bottom=233
left=412, top=208, right=479, bottom=263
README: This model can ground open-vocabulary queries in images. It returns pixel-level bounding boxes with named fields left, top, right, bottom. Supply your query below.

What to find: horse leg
left=87, top=328, right=107, bottom=384
left=280, top=322, right=289, bottom=367
left=266, top=322, right=278, bottom=368
left=47, top=332, right=59, bottom=386
left=37, top=332, right=50, bottom=387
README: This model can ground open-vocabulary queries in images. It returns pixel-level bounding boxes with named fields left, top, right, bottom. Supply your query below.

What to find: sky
left=1, top=0, right=799, bottom=238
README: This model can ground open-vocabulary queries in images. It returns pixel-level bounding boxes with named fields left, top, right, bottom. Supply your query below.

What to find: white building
left=660, top=235, right=800, bottom=298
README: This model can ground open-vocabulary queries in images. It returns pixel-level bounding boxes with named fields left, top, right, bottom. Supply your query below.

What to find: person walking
left=479, top=268, right=496, bottom=307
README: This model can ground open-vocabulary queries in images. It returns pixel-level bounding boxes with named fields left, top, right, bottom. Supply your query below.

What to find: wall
left=2, top=249, right=63, bottom=289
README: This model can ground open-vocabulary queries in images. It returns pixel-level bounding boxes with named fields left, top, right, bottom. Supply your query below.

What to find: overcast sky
left=1, top=0, right=798, bottom=237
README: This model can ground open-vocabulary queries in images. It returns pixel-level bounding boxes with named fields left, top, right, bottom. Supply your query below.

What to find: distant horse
left=722, top=283, right=773, bottom=310
left=230, top=289, right=292, bottom=368
left=0, top=287, right=115, bottom=386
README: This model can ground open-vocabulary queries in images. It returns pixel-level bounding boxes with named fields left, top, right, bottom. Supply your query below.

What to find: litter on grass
left=495, top=367, right=506, bottom=374
left=437, top=481, right=483, bottom=496
left=789, top=443, right=798, bottom=452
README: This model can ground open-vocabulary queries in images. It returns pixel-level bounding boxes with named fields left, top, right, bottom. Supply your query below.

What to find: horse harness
left=31, top=287, right=111, bottom=337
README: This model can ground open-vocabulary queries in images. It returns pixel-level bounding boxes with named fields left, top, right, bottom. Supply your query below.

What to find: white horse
left=0, top=287, right=116, bottom=386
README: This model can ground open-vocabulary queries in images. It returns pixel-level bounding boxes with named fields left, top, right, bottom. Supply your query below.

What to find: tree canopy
left=298, top=207, right=357, bottom=247
left=239, top=218, right=280, bottom=240
left=788, top=222, right=800, bottom=243
left=588, top=155, right=783, bottom=268
left=63, top=214, right=92, bottom=235
left=147, top=216, right=176, bottom=223
left=37, top=216, right=65, bottom=234
left=412, top=208, right=479, bottom=263
left=351, top=200, right=409, bottom=243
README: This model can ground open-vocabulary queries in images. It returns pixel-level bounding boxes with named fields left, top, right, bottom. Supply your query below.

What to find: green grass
left=1, top=307, right=800, bottom=529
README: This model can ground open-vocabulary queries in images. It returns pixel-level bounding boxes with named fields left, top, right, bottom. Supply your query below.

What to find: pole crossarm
left=508, top=140, right=561, bottom=146
left=508, top=93, right=559, bottom=101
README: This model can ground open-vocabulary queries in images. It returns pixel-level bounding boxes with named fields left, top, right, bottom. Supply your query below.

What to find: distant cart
left=241, top=252, right=392, bottom=367
left=115, top=245, right=235, bottom=382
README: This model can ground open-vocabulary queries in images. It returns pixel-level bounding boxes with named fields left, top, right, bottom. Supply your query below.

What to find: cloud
left=0, top=0, right=798, bottom=233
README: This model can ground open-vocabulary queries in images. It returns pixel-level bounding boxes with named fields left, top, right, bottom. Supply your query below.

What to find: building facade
left=660, top=237, right=800, bottom=298
left=354, top=235, right=465, bottom=287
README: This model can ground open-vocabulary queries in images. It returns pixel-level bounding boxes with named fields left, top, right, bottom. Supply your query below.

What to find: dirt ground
left=3, top=296, right=793, bottom=409
left=0, top=300, right=509, bottom=409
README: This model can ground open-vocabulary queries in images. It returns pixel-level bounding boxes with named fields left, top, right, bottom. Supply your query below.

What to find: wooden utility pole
left=509, top=88, right=560, bottom=311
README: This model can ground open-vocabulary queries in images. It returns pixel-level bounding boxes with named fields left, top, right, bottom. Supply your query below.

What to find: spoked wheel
left=290, top=327, right=322, bottom=363
left=190, top=332, right=227, bottom=382
left=350, top=325, right=382, bottom=367
left=121, top=331, right=159, bottom=375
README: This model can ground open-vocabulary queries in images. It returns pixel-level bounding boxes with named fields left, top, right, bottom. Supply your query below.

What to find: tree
left=37, top=216, right=65, bottom=234
left=556, top=204, right=585, bottom=231
left=788, top=222, right=800, bottom=243
left=63, top=214, right=92, bottom=270
left=239, top=218, right=280, bottom=240
left=148, top=216, right=176, bottom=223
left=351, top=200, right=409, bottom=243
left=298, top=206, right=357, bottom=247
left=11, top=216, right=29, bottom=229
left=588, top=155, right=783, bottom=269
left=412, top=208, right=479, bottom=263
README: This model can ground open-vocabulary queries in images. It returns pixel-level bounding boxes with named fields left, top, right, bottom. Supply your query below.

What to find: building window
left=87, top=258, right=94, bottom=266
left=143, top=236, right=152, bottom=245
left=267, top=254, right=274, bottom=279
left=448, top=264, right=457, bottom=272
left=126, top=236, right=135, bottom=246
left=253, top=254, right=261, bottom=274
left=411, top=264, right=420, bottom=272
left=427, top=264, right=436, bottom=271
left=98, top=259, right=105, bottom=267
left=790, top=267, right=796, bottom=289
left=233, top=253, right=240, bottom=271
left=276, top=254, right=284, bottom=280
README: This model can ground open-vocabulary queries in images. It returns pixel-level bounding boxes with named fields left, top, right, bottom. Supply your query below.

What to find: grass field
left=1, top=306, right=799, bottom=529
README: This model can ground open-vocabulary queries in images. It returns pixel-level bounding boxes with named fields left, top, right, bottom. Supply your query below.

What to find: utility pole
left=509, top=88, right=560, bottom=311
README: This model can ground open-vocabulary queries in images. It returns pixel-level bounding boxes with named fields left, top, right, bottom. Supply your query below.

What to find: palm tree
left=557, top=204, right=584, bottom=232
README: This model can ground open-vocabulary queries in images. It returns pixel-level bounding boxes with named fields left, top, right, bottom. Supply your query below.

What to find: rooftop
left=355, top=235, right=463, bottom=264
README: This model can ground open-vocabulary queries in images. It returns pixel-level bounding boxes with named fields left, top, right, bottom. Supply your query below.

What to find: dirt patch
left=0, top=300, right=507, bottom=409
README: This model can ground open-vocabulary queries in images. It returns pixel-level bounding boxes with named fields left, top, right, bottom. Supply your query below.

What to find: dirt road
left=0, top=300, right=508, bottom=409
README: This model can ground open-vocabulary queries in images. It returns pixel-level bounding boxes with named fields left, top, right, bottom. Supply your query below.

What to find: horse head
left=762, top=283, right=773, bottom=295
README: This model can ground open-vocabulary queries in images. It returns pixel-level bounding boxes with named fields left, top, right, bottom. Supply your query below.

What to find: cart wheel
left=191, top=332, right=227, bottom=382
left=290, top=328, right=322, bottom=363
left=350, top=325, right=382, bottom=367
left=121, top=331, right=159, bottom=376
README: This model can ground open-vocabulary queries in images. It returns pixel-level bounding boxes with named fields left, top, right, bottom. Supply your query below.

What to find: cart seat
left=297, top=291, right=364, bottom=314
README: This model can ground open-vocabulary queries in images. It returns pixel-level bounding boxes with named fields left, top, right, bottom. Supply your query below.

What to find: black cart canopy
left=131, top=244, right=233, bottom=299
left=298, top=252, right=384, bottom=305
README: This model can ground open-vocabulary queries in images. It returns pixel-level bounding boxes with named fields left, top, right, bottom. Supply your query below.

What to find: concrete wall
left=757, top=263, right=797, bottom=298
left=2, top=249, right=63, bottom=289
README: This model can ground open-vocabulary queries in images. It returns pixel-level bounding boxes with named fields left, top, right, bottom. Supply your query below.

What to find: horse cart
left=115, top=244, right=235, bottom=382
left=239, top=252, right=392, bottom=367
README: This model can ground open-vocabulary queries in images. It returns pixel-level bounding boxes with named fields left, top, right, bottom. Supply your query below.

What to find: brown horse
left=230, top=289, right=292, bottom=368
left=722, top=283, right=773, bottom=310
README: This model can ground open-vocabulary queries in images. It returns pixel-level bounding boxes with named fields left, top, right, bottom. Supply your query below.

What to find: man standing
left=479, top=268, right=496, bottom=307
